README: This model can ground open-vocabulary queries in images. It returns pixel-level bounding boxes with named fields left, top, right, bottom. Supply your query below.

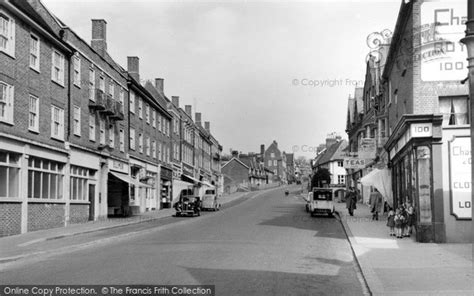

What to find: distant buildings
left=311, top=134, right=347, bottom=188
left=0, top=0, right=222, bottom=236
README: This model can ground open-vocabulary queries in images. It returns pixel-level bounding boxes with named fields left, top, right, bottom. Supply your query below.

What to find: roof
left=221, top=157, right=249, bottom=170
left=315, top=140, right=348, bottom=166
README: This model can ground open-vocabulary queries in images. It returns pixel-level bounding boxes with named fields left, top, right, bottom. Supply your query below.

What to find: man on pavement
left=369, top=188, right=383, bottom=221
left=345, top=187, right=357, bottom=216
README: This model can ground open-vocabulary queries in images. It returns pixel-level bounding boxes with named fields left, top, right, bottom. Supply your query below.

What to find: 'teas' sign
left=343, top=158, right=366, bottom=169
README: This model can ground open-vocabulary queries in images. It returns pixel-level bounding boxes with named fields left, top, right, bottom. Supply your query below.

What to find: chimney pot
left=127, top=56, right=140, bottom=82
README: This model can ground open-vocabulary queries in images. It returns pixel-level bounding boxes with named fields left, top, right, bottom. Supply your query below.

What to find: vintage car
left=308, top=187, right=335, bottom=217
left=174, top=189, right=201, bottom=217
left=201, top=189, right=220, bottom=211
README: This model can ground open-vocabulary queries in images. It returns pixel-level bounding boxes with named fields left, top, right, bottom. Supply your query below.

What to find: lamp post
left=460, top=0, right=474, bottom=231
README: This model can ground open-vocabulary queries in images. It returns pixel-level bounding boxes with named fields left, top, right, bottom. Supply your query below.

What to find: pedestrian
left=394, top=207, right=406, bottom=238
left=369, top=188, right=383, bottom=221
left=345, top=187, right=357, bottom=216
left=386, top=206, right=395, bottom=236
left=405, top=202, right=416, bottom=237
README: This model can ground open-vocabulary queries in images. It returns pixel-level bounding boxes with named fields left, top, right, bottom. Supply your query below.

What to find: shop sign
left=420, top=1, right=467, bottom=81
left=160, top=167, right=173, bottom=180
left=343, top=158, right=367, bottom=169
left=108, top=159, right=129, bottom=174
left=358, top=138, right=376, bottom=159
left=411, top=123, right=432, bottom=138
left=449, top=137, right=472, bottom=219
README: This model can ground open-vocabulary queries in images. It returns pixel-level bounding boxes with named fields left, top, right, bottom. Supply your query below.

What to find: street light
left=460, top=0, right=474, bottom=234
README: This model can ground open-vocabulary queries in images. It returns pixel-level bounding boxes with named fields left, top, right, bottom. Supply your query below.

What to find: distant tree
left=295, top=156, right=309, bottom=167
left=310, top=168, right=331, bottom=189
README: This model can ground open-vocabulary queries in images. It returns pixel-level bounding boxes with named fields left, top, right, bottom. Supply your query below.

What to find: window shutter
left=9, top=18, right=14, bottom=56
left=51, top=52, right=55, bottom=81
left=50, top=106, right=55, bottom=137
left=7, top=85, right=13, bottom=122
left=60, top=108, right=64, bottom=139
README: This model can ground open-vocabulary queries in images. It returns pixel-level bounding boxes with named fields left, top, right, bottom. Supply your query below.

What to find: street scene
left=0, top=0, right=473, bottom=295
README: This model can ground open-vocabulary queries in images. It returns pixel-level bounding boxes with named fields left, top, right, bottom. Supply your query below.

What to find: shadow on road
left=183, top=266, right=364, bottom=296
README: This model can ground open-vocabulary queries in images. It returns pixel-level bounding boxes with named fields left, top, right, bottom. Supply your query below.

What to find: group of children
left=386, top=203, right=415, bottom=239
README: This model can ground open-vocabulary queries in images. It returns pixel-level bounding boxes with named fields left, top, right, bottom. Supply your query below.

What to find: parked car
left=174, top=189, right=201, bottom=217
left=308, top=187, right=335, bottom=217
left=201, top=189, right=220, bottom=211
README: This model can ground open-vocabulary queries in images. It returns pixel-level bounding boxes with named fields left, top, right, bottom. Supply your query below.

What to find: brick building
left=262, top=140, right=287, bottom=183
left=0, top=0, right=75, bottom=236
left=0, top=0, right=223, bottom=236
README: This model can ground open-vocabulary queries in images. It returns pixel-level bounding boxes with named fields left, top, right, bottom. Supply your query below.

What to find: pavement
left=334, top=201, right=473, bottom=296
left=0, top=190, right=254, bottom=262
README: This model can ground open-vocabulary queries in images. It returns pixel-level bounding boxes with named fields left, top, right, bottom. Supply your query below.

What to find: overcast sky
left=42, top=0, right=401, bottom=159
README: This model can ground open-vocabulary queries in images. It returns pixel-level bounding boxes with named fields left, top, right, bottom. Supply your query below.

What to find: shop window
left=70, top=165, right=93, bottom=201
left=0, top=151, right=20, bottom=198
left=28, top=157, right=64, bottom=199
left=439, top=96, right=469, bottom=126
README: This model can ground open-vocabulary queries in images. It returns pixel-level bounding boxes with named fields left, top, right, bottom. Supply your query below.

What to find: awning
left=182, top=174, right=201, bottom=184
left=201, top=181, right=215, bottom=188
left=109, top=171, right=152, bottom=188
left=360, top=168, right=392, bottom=205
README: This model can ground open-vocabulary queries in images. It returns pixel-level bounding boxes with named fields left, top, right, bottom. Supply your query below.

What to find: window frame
left=50, top=105, right=64, bottom=141
left=51, top=49, right=65, bottom=86
left=129, top=128, right=136, bottom=150
left=89, top=114, right=96, bottom=142
left=0, top=10, right=15, bottom=58
left=73, top=54, right=81, bottom=87
left=28, top=94, right=39, bottom=133
left=73, top=105, right=81, bottom=136
left=29, top=33, right=40, bottom=71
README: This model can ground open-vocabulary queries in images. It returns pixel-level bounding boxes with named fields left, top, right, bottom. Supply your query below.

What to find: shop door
left=89, top=184, right=96, bottom=221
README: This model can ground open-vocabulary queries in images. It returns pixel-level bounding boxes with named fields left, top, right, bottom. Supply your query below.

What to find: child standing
left=405, top=203, right=415, bottom=237
left=386, top=207, right=395, bottom=236
left=394, top=207, right=406, bottom=238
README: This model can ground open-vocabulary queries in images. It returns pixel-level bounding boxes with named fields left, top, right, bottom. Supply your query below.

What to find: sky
left=42, top=0, right=401, bottom=159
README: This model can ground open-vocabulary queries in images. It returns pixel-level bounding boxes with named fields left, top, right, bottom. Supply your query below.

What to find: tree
left=311, top=168, right=331, bottom=189
left=295, top=156, right=309, bottom=167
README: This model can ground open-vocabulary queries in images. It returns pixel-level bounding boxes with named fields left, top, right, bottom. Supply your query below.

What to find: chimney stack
left=195, top=113, right=202, bottom=125
left=155, top=78, right=164, bottom=94
left=260, top=144, right=265, bottom=156
left=172, top=96, right=179, bottom=107
left=127, top=56, right=140, bottom=82
left=204, top=121, right=210, bottom=132
left=91, top=19, right=107, bottom=56
left=185, top=105, right=192, bottom=117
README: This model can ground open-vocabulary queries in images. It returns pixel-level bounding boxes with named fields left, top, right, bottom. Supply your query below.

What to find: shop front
left=160, top=166, right=173, bottom=209
left=107, top=158, right=132, bottom=217
left=386, top=115, right=446, bottom=243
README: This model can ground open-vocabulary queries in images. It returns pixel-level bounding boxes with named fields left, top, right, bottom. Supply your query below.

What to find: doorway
left=89, top=184, right=96, bottom=221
